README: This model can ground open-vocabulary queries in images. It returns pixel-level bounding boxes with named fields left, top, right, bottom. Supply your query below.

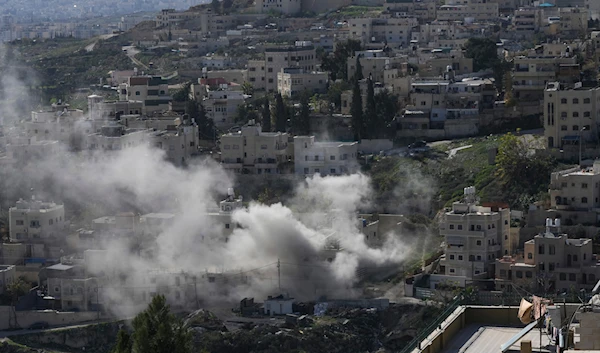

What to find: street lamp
left=579, top=126, right=587, bottom=167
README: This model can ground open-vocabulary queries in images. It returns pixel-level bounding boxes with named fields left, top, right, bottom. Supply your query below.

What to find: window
left=590, top=274, right=596, bottom=282
left=516, top=271, right=523, bottom=278
left=450, top=255, right=455, bottom=260
left=330, top=155, right=335, bottom=160
left=49, top=219, right=53, bottom=225
left=584, top=98, right=591, bottom=104
left=16, top=220, right=23, bottom=226
left=449, top=268, right=455, bottom=273
left=569, top=273, right=576, bottom=281
left=30, top=220, right=40, bottom=228
left=449, top=224, right=455, bottom=230
left=560, top=273, right=566, bottom=280
left=526, top=271, right=532, bottom=278
left=549, top=263, right=555, bottom=271
left=476, top=240, right=481, bottom=246
left=538, top=245, right=545, bottom=254
left=469, top=255, right=475, bottom=261
left=135, top=91, right=140, bottom=96
left=561, top=112, right=567, bottom=118
left=573, top=255, right=578, bottom=262
left=314, top=155, right=319, bottom=161
left=539, top=263, right=545, bottom=271
left=584, top=111, right=591, bottom=117
left=573, top=125, right=579, bottom=131
left=261, top=144, right=267, bottom=150
left=304, top=168, right=309, bottom=174
left=582, top=183, right=588, bottom=189
left=225, top=224, right=230, bottom=229
left=476, top=255, right=481, bottom=261
left=500, top=269, right=507, bottom=277
left=549, top=245, right=555, bottom=255
left=561, top=98, right=567, bottom=104
left=458, top=225, right=462, bottom=230
left=573, top=98, right=579, bottom=104
left=330, top=168, right=336, bottom=174
left=267, top=57, right=273, bottom=62
left=561, top=125, right=568, bottom=131
left=573, top=112, right=579, bottom=118
left=458, top=255, right=463, bottom=260
left=582, top=197, right=588, bottom=204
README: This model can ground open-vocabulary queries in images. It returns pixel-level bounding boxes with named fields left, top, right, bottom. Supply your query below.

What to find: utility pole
left=277, top=259, right=281, bottom=292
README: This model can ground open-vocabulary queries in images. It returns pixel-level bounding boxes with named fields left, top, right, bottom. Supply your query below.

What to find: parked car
left=28, top=322, right=49, bottom=330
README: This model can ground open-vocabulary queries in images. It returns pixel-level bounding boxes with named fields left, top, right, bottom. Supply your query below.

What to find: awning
left=562, top=135, right=580, bottom=141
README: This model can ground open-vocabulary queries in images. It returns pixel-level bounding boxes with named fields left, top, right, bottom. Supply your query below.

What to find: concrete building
left=249, top=42, right=318, bottom=92
left=436, top=0, right=499, bottom=22
left=347, top=17, right=419, bottom=48
left=293, top=136, right=358, bottom=176
left=4, top=137, right=61, bottom=165
left=9, top=199, right=65, bottom=243
left=495, top=219, right=600, bottom=293
left=543, top=81, right=599, bottom=150
left=276, top=68, right=328, bottom=98
left=45, top=263, right=96, bottom=311
left=118, top=76, right=171, bottom=114
left=255, top=0, right=301, bottom=14
left=220, top=123, right=292, bottom=174
left=204, top=89, right=245, bottom=128
left=347, top=50, right=407, bottom=83
left=396, top=77, right=495, bottom=139
left=439, top=186, right=510, bottom=281
left=0, top=265, right=15, bottom=295
left=264, top=294, right=294, bottom=315
left=85, top=124, right=149, bottom=152
left=512, top=50, right=578, bottom=102
left=149, top=122, right=199, bottom=166
left=512, top=7, right=542, bottom=37
left=385, top=0, right=437, bottom=23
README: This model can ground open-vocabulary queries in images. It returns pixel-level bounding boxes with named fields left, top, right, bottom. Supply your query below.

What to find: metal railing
left=398, top=297, right=463, bottom=353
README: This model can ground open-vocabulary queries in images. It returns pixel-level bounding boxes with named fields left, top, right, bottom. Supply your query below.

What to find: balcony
left=443, top=229, right=485, bottom=237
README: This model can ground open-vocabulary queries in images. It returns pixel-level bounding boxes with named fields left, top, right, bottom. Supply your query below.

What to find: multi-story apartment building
left=557, top=7, right=588, bottom=36
left=513, top=54, right=578, bottom=102
left=220, top=123, right=292, bottom=174
left=149, top=123, right=199, bottom=167
left=385, top=0, right=437, bottom=23
left=543, top=81, right=599, bottom=150
left=118, top=76, right=171, bottom=114
left=45, top=263, right=96, bottom=311
left=85, top=124, right=149, bottom=152
left=437, top=0, right=499, bottom=22
left=347, top=17, right=419, bottom=48
left=347, top=50, right=407, bottom=83
left=249, top=42, right=318, bottom=92
left=9, top=198, right=65, bottom=243
left=4, top=136, right=61, bottom=165
left=203, top=90, right=245, bottom=128
left=512, top=7, right=542, bottom=37
left=277, top=68, right=328, bottom=97
left=293, top=136, right=358, bottom=176
left=396, top=76, right=495, bottom=139
left=495, top=219, right=600, bottom=293
left=439, top=187, right=510, bottom=280
left=255, top=0, right=301, bottom=14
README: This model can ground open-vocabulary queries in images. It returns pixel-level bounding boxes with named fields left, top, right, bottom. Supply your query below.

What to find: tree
left=374, top=89, right=399, bottom=139
left=222, top=0, right=234, bottom=11
left=495, top=133, right=555, bottom=209
left=115, top=295, right=192, bottom=353
left=262, top=97, right=272, bottom=132
left=193, top=101, right=214, bottom=140
left=492, top=59, right=513, bottom=93
left=293, top=90, right=311, bottom=135
left=365, top=77, right=376, bottom=138
left=241, top=82, right=254, bottom=96
left=112, top=329, right=132, bottom=353
left=173, top=82, right=191, bottom=102
left=320, top=39, right=362, bottom=81
left=350, top=79, right=364, bottom=140
left=326, top=81, right=351, bottom=113
left=354, top=55, right=363, bottom=82
left=0, top=277, right=28, bottom=305
left=274, top=93, right=287, bottom=132
left=463, top=38, right=500, bottom=72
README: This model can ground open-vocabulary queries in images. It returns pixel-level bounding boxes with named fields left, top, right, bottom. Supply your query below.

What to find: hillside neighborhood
left=3, top=0, right=600, bottom=352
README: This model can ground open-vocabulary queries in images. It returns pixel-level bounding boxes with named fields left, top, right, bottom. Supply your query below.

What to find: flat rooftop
left=441, top=324, right=553, bottom=353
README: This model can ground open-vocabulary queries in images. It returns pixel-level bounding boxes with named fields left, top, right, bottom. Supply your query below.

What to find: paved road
left=447, top=145, right=473, bottom=159
left=0, top=321, right=106, bottom=338
left=122, top=45, right=149, bottom=70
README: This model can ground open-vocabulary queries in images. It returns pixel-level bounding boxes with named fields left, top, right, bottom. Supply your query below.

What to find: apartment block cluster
left=0, top=187, right=403, bottom=312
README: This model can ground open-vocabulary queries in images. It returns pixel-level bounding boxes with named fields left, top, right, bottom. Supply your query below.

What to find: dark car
left=408, top=140, right=427, bottom=149
left=28, top=322, right=49, bottom=330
